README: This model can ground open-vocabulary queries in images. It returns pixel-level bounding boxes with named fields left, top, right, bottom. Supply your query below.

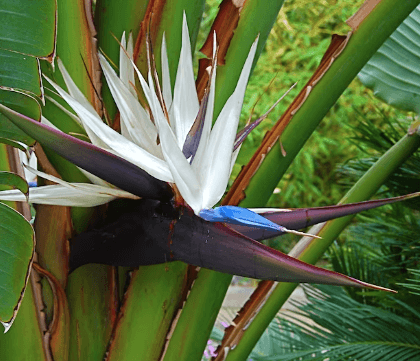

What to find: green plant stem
left=162, top=269, right=232, bottom=361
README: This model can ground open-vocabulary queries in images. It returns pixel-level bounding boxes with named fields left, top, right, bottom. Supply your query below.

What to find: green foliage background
left=219, top=0, right=413, bottom=209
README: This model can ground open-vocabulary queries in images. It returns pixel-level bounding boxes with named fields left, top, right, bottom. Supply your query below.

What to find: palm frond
left=344, top=204, right=420, bottom=276
left=248, top=285, right=420, bottom=361
left=327, top=241, right=390, bottom=305
left=338, top=111, right=420, bottom=208
left=398, top=269, right=420, bottom=296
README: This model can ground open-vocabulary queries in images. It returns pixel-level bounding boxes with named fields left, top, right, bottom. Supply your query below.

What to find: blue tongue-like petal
left=199, top=206, right=286, bottom=232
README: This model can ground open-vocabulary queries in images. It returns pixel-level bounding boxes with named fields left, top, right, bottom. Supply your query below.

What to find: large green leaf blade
left=0, top=49, right=42, bottom=97
left=0, top=0, right=56, bottom=57
left=0, top=0, right=56, bottom=144
left=0, top=18, right=45, bottom=145
left=0, top=202, right=34, bottom=331
left=358, top=5, right=420, bottom=114
left=0, top=54, right=40, bottom=145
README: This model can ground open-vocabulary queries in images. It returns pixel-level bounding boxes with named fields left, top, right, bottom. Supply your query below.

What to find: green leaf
left=0, top=0, right=56, bottom=57
left=0, top=0, right=56, bottom=144
left=0, top=34, right=44, bottom=145
left=0, top=171, right=28, bottom=197
left=359, top=5, right=420, bottom=114
left=0, top=49, right=42, bottom=98
left=0, top=282, right=47, bottom=360
left=0, top=202, right=34, bottom=332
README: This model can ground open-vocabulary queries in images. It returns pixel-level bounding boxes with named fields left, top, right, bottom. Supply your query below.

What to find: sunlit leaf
left=359, top=5, right=420, bottom=114
left=0, top=0, right=56, bottom=57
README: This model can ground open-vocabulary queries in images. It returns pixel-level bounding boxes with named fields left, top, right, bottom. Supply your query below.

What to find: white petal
left=161, top=33, right=172, bottom=110
left=132, top=62, right=155, bottom=112
left=0, top=185, right=138, bottom=207
left=199, top=38, right=259, bottom=209
left=99, top=53, right=162, bottom=158
left=47, top=72, right=173, bottom=182
left=56, top=58, right=99, bottom=119
left=119, top=32, right=136, bottom=96
left=192, top=33, right=217, bottom=172
left=171, top=12, right=199, bottom=147
left=147, top=72, right=203, bottom=213
left=25, top=165, right=139, bottom=204
left=119, top=32, right=139, bottom=141
left=45, top=74, right=110, bottom=151
left=25, top=160, right=109, bottom=188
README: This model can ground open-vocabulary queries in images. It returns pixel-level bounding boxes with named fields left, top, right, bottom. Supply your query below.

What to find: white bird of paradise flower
left=0, top=14, right=312, bottom=235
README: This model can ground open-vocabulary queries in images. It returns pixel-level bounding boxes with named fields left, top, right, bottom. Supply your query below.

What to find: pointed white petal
left=171, top=12, right=199, bottom=147
left=56, top=58, right=99, bottom=118
left=199, top=38, right=259, bottom=209
left=46, top=74, right=173, bottom=182
left=0, top=184, right=138, bottom=207
left=161, top=33, right=173, bottom=110
left=132, top=62, right=155, bottom=111
left=24, top=165, right=139, bottom=204
left=99, top=53, right=162, bottom=157
left=147, top=72, right=203, bottom=213
left=192, top=34, right=217, bottom=172
left=25, top=162, right=108, bottom=189
left=45, top=74, right=111, bottom=151
left=119, top=32, right=139, bottom=142
left=119, top=32, right=136, bottom=96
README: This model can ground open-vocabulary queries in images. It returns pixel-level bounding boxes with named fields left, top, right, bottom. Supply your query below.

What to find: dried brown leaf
left=196, top=0, right=246, bottom=99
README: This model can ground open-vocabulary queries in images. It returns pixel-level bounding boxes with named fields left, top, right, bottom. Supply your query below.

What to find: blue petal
left=199, top=206, right=286, bottom=232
